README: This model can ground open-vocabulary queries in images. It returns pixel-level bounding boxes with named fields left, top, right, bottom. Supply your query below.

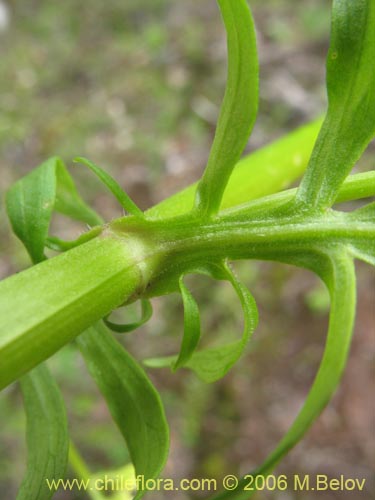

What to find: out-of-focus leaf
left=104, top=299, right=153, bottom=333
left=89, top=463, right=135, bottom=500
left=74, top=157, right=144, bottom=218
left=194, top=0, right=258, bottom=217
left=6, top=157, right=101, bottom=263
left=76, top=322, right=169, bottom=500
left=297, top=0, right=375, bottom=209
left=67, top=442, right=110, bottom=500
left=17, top=364, right=69, bottom=500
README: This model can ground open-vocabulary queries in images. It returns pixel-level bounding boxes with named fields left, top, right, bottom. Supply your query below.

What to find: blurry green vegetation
left=0, top=0, right=215, bottom=176
left=0, top=0, right=332, bottom=185
left=0, top=1, right=373, bottom=499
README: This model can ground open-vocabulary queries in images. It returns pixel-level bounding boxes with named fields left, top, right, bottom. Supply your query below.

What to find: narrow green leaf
left=145, top=262, right=258, bottom=383
left=211, top=251, right=356, bottom=500
left=349, top=243, right=375, bottom=267
left=6, top=161, right=56, bottom=263
left=68, top=442, right=107, bottom=500
left=297, top=0, right=375, bottom=209
left=194, top=0, right=258, bottom=218
left=54, top=159, right=103, bottom=226
left=45, top=227, right=103, bottom=252
left=76, top=322, right=169, bottom=500
left=348, top=201, right=375, bottom=221
left=89, top=462, right=135, bottom=500
left=17, top=364, right=69, bottom=500
left=184, top=262, right=258, bottom=382
left=6, top=157, right=102, bottom=263
left=173, top=276, right=201, bottom=370
left=74, top=157, right=144, bottom=218
left=104, top=299, right=153, bottom=333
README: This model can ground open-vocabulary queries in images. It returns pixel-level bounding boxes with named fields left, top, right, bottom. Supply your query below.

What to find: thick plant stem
left=111, top=213, right=373, bottom=298
left=0, top=172, right=373, bottom=390
left=149, top=118, right=322, bottom=219
left=0, top=232, right=161, bottom=390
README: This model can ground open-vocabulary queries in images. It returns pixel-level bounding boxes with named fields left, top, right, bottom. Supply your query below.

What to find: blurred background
left=0, top=0, right=374, bottom=498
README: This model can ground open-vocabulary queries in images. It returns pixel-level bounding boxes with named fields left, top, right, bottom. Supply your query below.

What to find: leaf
left=104, top=299, right=153, bottom=333
left=17, top=364, right=69, bottom=500
left=211, top=250, right=356, bottom=500
left=45, top=227, right=103, bottom=252
left=297, top=0, right=375, bottom=209
left=348, top=200, right=375, bottom=221
left=349, top=243, right=375, bottom=267
left=74, top=157, right=144, bottom=218
left=6, top=161, right=55, bottom=263
left=68, top=442, right=107, bottom=500
left=184, top=263, right=258, bottom=382
left=6, top=156, right=102, bottom=263
left=173, top=276, right=201, bottom=370
left=76, top=322, right=169, bottom=500
left=333, top=171, right=375, bottom=204
left=194, top=0, right=259, bottom=218
left=145, top=262, right=258, bottom=383
left=89, top=463, right=135, bottom=500
left=54, top=158, right=103, bottom=226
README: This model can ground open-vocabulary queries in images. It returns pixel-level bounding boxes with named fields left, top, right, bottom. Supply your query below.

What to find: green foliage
left=0, top=0, right=374, bottom=499
left=6, top=157, right=100, bottom=264
left=180, top=263, right=258, bottom=383
left=74, top=157, right=144, bottom=218
left=17, top=365, right=69, bottom=500
left=194, top=0, right=258, bottom=218
left=174, top=275, right=201, bottom=370
left=296, top=0, right=375, bottom=209
left=212, top=252, right=357, bottom=500
left=145, top=262, right=258, bottom=382
left=76, top=323, right=169, bottom=499
left=104, top=299, right=153, bottom=334
left=147, top=118, right=323, bottom=219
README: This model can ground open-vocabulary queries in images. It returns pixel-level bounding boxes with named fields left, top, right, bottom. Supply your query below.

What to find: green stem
left=110, top=211, right=373, bottom=298
left=0, top=172, right=373, bottom=390
left=0, top=233, right=161, bottom=390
